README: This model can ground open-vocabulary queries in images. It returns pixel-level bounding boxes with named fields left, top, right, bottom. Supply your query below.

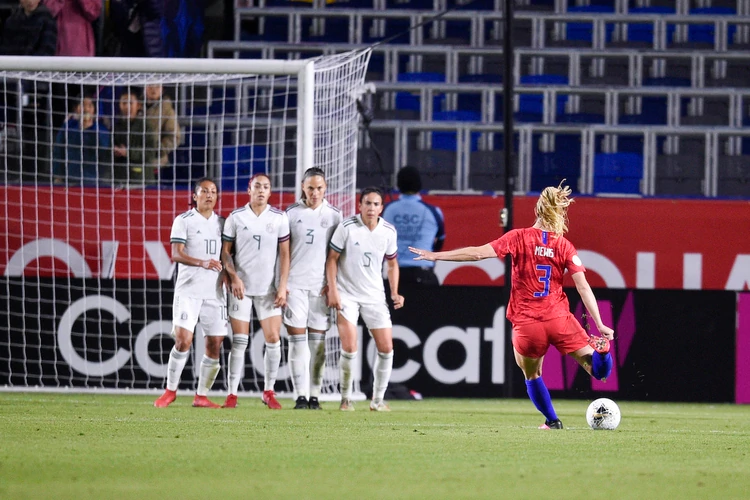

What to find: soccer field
left=1, top=393, right=749, bottom=500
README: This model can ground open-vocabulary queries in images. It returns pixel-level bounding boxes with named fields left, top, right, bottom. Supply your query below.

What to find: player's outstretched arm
left=571, top=272, right=614, bottom=339
left=409, top=243, right=496, bottom=262
left=171, top=242, right=222, bottom=271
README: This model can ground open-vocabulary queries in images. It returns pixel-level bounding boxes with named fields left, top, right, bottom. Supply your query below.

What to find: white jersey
left=170, top=208, right=225, bottom=300
left=286, top=199, right=342, bottom=291
left=223, top=203, right=290, bottom=296
left=329, top=215, right=398, bottom=304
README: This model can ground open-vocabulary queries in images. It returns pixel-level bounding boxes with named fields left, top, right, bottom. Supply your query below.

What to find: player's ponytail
left=534, top=180, right=573, bottom=235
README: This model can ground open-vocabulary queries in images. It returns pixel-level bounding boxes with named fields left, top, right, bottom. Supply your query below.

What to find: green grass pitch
left=1, top=393, right=749, bottom=499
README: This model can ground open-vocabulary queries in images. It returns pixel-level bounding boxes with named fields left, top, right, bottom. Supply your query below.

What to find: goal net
left=0, top=50, right=371, bottom=401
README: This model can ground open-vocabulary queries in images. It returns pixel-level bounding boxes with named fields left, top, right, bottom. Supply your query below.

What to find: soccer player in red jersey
left=409, top=182, right=614, bottom=429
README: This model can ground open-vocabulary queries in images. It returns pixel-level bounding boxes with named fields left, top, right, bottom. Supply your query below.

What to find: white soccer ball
left=586, top=398, right=621, bottom=430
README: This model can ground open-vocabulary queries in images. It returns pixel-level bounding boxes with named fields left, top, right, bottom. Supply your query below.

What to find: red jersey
left=490, top=227, right=585, bottom=325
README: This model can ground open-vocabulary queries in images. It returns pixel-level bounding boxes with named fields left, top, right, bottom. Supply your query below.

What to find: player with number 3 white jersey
left=221, top=173, right=290, bottom=410
left=155, top=178, right=228, bottom=410
left=284, top=167, right=342, bottom=410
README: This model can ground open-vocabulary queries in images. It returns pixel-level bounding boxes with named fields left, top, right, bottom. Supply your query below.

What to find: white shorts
left=338, top=292, right=392, bottom=330
left=284, top=288, right=332, bottom=331
left=228, top=292, right=281, bottom=322
left=172, top=295, right=227, bottom=337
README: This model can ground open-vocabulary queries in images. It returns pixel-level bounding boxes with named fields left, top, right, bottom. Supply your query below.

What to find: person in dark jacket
left=0, top=0, right=57, bottom=182
left=0, top=0, right=57, bottom=56
left=112, top=90, right=149, bottom=186
left=53, top=95, right=111, bottom=185
left=109, top=0, right=163, bottom=57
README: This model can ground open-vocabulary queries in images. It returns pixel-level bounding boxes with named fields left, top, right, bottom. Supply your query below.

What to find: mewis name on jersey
left=534, top=246, right=555, bottom=258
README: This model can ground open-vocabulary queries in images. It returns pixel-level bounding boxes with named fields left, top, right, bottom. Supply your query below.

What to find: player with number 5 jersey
left=154, top=177, right=228, bottom=409
left=409, top=181, right=614, bottom=430
left=221, top=173, right=291, bottom=410
left=326, top=188, right=404, bottom=412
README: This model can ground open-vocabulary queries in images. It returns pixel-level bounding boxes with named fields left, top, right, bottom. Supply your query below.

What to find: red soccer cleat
left=154, top=389, right=177, bottom=408
left=588, top=335, right=610, bottom=355
left=222, top=394, right=238, bottom=408
left=262, top=390, right=282, bottom=410
left=192, top=395, right=221, bottom=408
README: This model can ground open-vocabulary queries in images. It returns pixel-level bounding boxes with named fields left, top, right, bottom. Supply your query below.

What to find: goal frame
left=0, top=54, right=369, bottom=401
left=0, top=55, right=315, bottom=199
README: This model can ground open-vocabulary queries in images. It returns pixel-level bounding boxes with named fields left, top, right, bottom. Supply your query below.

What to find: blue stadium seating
left=593, top=152, right=643, bottom=194
left=221, top=145, right=269, bottom=191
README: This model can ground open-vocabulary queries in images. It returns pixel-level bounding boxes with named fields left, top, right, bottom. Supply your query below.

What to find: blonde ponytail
left=534, top=180, right=573, bottom=235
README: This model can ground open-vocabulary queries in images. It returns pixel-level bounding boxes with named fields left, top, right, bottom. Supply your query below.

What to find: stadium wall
left=2, top=277, right=746, bottom=403
left=2, top=187, right=749, bottom=290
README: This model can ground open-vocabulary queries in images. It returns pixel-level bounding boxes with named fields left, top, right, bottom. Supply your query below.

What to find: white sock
left=264, top=341, right=281, bottom=392
left=288, top=333, right=310, bottom=399
left=166, top=347, right=189, bottom=391
left=339, top=350, right=357, bottom=400
left=372, top=350, right=394, bottom=404
left=308, top=332, right=326, bottom=399
left=227, top=334, right=248, bottom=396
left=196, top=355, right=221, bottom=396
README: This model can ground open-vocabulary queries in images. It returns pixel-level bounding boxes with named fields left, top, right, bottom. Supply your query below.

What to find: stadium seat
left=302, top=17, right=351, bottom=43
left=407, top=149, right=457, bottom=190
left=557, top=112, right=605, bottom=124
left=654, top=154, right=705, bottom=196
left=432, top=110, right=481, bottom=152
left=395, top=72, right=446, bottom=113
left=458, top=74, right=502, bottom=84
left=593, top=152, right=643, bottom=195
left=519, top=75, right=568, bottom=120
left=468, top=150, right=514, bottom=192
left=530, top=150, right=581, bottom=193
left=717, top=155, right=750, bottom=197
left=357, top=147, right=394, bottom=190
left=385, top=0, right=435, bottom=9
left=220, top=145, right=269, bottom=192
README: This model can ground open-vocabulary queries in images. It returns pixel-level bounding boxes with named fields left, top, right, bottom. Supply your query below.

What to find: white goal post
left=0, top=50, right=371, bottom=401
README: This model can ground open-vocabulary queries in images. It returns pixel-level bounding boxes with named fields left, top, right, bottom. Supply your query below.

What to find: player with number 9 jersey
left=223, top=203, right=290, bottom=296
left=220, top=173, right=291, bottom=410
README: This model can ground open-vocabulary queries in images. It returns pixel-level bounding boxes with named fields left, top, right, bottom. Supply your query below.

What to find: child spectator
left=112, top=90, right=149, bottom=186
left=53, top=94, right=111, bottom=185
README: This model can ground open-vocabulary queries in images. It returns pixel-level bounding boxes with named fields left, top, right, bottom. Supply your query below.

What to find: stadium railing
left=208, top=40, right=750, bottom=88
left=233, top=8, right=750, bottom=50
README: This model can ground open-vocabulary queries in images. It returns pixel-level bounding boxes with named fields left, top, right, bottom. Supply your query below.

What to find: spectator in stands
left=112, top=89, right=149, bottom=186
left=144, top=83, right=181, bottom=180
left=53, top=94, right=110, bottom=185
left=44, top=0, right=101, bottom=57
left=0, top=0, right=56, bottom=56
left=383, top=166, right=446, bottom=285
left=0, top=0, right=57, bottom=182
left=108, top=0, right=163, bottom=57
